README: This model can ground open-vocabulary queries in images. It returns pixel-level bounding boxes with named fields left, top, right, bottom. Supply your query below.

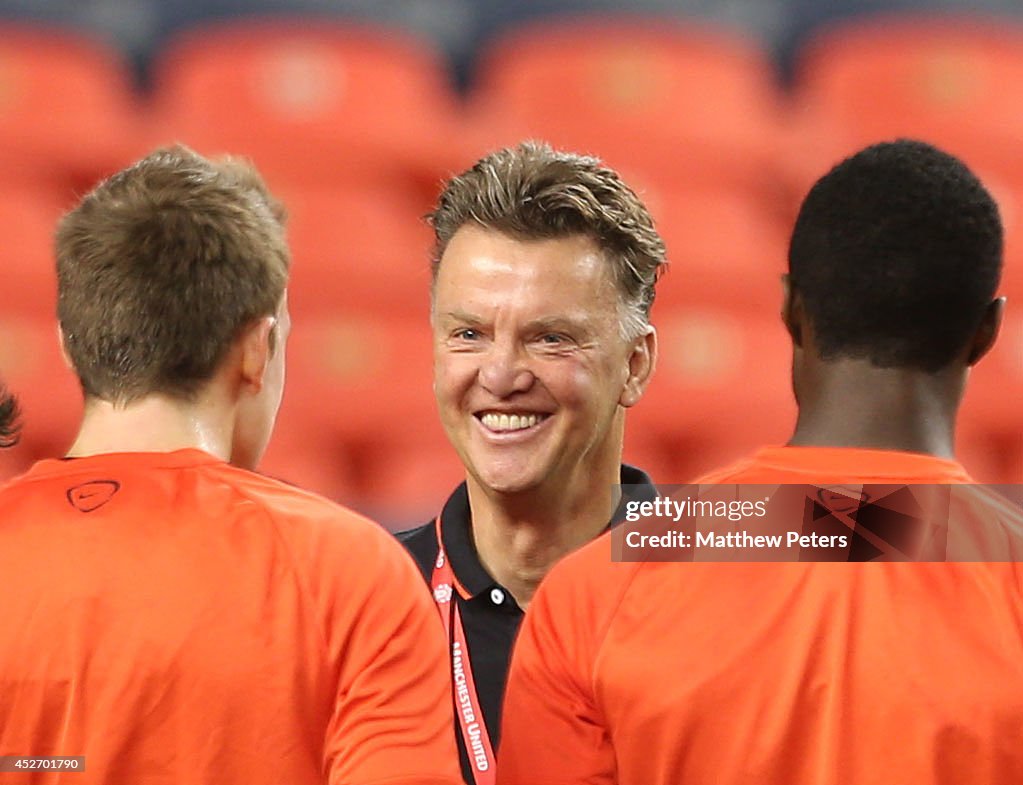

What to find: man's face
left=432, top=225, right=645, bottom=496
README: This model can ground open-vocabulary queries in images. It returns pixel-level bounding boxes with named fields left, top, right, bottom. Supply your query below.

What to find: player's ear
left=238, top=315, right=277, bottom=392
left=57, top=325, right=74, bottom=371
left=966, top=297, right=1004, bottom=366
left=781, top=275, right=804, bottom=349
left=620, top=326, right=657, bottom=408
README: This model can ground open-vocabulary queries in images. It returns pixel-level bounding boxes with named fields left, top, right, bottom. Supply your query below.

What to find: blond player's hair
left=56, top=145, right=289, bottom=403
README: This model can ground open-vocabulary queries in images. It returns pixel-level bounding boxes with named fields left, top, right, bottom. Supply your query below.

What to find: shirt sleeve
left=321, top=522, right=462, bottom=785
left=496, top=553, right=619, bottom=785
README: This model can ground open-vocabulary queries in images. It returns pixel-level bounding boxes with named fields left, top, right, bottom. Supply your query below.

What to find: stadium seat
left=0, top=23, right=143, bottom=196
left=0, top=186, right=67, bottom=321
left=622, top=429, right=677, bottom=484
left=632, top=309, right=795, bottom=480
left=281, top=313, right=438, bottom=444
left=279, top=184, right=433, bottom=321
left=987, top=180, right=1023, bottom=303
left=956, top=428, right=1023, bottom=483
left=960, top=307, right=1023, bottom=466
left=647, top=182, right=789, bottom=320
left=277, top=312, right=450, bottom=523
left=779, top=1, right=1023, bottom=74
left=355, top=439, right=465, bottom=531
left=258, top=428, right=362, bottom=505
left=787, top=14, right=1023, bottom=200
left=155, top=0, right=478, bottom=85
left=0, top=317, right=81, bottom=481
left=148, top=19, right=463, bottom=202
left=467, top=17, right=785, bottom=195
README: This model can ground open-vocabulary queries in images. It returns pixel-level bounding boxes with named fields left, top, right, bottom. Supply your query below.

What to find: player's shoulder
left=210, top=463, right=400, bottom=552
left=214, top=463, right=359, bottom=518
left=691, top=453, right=765, bottom=484
left=539, top=529, right=644, bottom=613
left=522, top=530, right=649, bottom=664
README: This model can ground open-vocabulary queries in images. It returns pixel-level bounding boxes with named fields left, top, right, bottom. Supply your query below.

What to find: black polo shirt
left=397, top=465, right=657, bottom=784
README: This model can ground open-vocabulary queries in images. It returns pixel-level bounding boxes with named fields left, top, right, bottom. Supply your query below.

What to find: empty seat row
left=2, top=0, right=1022, bottom=84
left=2, top=15, right=1023, bottom=204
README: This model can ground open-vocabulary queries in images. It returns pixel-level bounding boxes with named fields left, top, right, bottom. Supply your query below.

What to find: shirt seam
left=209, top=467, right=336, bottom=666
left=588, top=558, right=646, bottom=727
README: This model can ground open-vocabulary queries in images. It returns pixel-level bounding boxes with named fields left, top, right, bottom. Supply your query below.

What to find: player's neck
left=791, top=363, right=959, bottom=457
left=466, top=463, right=622, bottom=610
left=67, top=393, right=233, bottom=462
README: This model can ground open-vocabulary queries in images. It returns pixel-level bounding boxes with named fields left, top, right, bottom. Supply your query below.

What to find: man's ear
left=781, top=274, right=804, bottom=348
left=57, top=325, right=74, bottom=371
left=620, top=327, right=657, bottom=408
left=238, top=315, right=277, bottom=392
left=966, top=297, right=1005, bottom=366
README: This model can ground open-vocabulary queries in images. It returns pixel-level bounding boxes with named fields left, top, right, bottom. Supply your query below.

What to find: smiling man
left=398, top=142, right=665, bottom=784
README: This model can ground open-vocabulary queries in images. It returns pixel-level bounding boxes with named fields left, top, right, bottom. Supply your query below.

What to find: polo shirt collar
left=439, top=464, right=658, bottom=600
left=438, top=482, right=494, bottom=599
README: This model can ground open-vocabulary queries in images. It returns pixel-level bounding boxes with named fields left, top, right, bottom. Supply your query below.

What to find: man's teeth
left=480, top=413, right=544, bottom=432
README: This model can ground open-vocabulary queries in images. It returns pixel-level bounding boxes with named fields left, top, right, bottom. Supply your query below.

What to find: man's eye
left=454, top=328, right=480, bottom=340
left=540, top=334, right=566, bottom=344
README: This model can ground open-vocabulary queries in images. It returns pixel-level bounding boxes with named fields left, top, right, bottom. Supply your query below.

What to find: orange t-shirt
left=0, top=449, right=460, bottom=785
left=498, top=447, right=1023, bottom=785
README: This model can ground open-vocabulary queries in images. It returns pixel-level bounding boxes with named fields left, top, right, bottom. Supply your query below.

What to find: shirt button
left=490, top=588, right=505, bottom=605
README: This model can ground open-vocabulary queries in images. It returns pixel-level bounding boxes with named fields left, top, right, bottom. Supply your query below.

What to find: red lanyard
left=430, top=516, right=498, bottom=785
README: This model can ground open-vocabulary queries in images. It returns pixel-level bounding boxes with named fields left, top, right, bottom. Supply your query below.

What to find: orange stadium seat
left=956, top=428, right=1023, bottom=483
left=0, top=186, right=66, bottom=320
left=0, top=24, right=143, bottom=196
left=356, top=440, right=466, bottom=530
left=631, top=309, right=795, bottom=481
left=647, top=182, right=789, bottom=320
left=467, top=17, right=785, bottom=196
left=987, top=180, right=1023, bottom=303
left=621, top=429, right=678, bottom=485
left=280, top=313, right=439, bottom=445
left=149, top=20, right=462, bottom=202
left=276, top=312, right=451, bottom=524
left=0, top=317, right=81, bottom=482
left=959, top=307, right=1023, bottom=480
left=787, top=15, right=1023, bottom=201
left=258, top=429, right=363, bottom=506
left=279, top=184, right=433, bottom=320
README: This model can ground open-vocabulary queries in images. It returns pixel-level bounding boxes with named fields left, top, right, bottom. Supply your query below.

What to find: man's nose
left=478, top=339, right=535, bottom=398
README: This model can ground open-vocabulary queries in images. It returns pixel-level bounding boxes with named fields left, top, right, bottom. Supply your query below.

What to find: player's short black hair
left=0, top=385, right=20, bottom=447
left=789, top=139, right=1003, bottom=372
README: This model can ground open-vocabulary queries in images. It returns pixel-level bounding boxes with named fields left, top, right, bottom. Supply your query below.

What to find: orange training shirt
left=0, top=449, right=461, bottom=785
left=497, top=447, right=1023, bottom=785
